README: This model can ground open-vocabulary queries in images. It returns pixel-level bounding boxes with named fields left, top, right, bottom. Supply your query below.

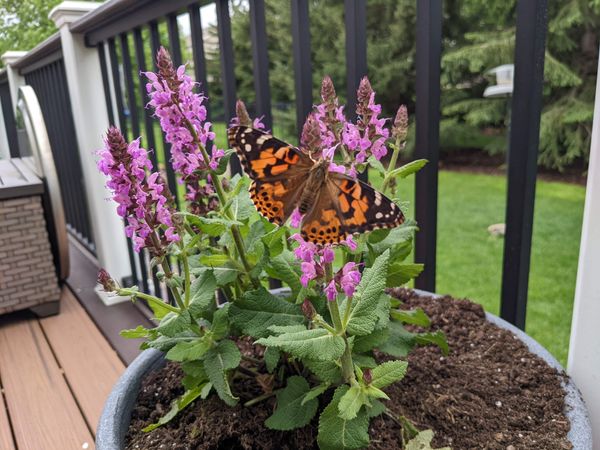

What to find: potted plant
left=95, top=48, right=590, bottom=450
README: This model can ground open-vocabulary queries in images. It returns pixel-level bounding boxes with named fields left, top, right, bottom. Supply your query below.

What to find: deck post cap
left=1, top=51, right=27, bottom=65
left=49, top=1, right=100, bottom=28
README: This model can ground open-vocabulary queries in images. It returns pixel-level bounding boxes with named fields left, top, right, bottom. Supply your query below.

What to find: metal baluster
left=291, top=0, right=313, bottom=139
left=500, top=0, right=548, bottom=329
left=249, top=0, right=272, bottom=129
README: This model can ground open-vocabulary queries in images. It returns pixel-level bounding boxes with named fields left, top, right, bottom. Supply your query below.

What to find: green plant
left=98, top=48, right=447, bottom=449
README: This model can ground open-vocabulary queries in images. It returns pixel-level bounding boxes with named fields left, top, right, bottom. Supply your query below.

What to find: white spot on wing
left=245, top=143, right=252, bottom=152
left=375, top=212, right=383, bottom=219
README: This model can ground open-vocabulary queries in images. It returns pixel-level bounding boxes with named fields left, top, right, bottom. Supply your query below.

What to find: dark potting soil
left=125, top=289, right=571, bottom=450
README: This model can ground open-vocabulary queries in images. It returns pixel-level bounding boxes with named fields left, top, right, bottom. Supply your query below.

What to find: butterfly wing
left=301, top=173, right=405, bottom=245
left=228, top=126, right=313, bottom=225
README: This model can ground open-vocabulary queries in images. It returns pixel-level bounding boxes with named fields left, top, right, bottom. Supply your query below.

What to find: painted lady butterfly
left=228, top=126, right=404, bottom=245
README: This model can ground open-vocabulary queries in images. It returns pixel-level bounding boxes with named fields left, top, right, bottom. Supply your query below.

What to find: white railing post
left=0, top=51, right=27, bottom=115
left=49, top=1, right=131, bottom=285
left=568, top=47, right=600, bottom=444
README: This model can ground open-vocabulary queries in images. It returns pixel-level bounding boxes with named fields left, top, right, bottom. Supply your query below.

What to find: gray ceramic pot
left=96, top=294, right=592, bottom=450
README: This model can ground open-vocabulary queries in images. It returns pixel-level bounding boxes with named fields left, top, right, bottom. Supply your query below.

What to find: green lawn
left=391, top=170, right=585, bottom=366
left=148, top=119, right=585, bottom=365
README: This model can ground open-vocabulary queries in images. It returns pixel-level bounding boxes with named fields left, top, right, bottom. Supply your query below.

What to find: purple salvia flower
left=98, top=127, right=179, bottom=253
left=300, top=262, right=317, bottom=287
left=325, top=280, right=338, bottom=301
left=340, top=262, right=361, bottom=297
left=290, top=208, right=303, bottom=228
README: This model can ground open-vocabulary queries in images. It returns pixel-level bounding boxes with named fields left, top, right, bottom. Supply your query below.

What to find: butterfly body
left=227, top=126, right=404, bottom=246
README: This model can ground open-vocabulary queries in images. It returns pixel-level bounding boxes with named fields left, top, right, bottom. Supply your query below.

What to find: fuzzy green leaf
left=264, top=250, right=303, bottom=294
left=302, top=382, right=330, bottom=405
left=338, top=385, right=370, bottom=420
left=120, top=325, right=153, bottom=339
left=317, top=385, right=370, bottom=450
left=405, top=430, right=451, bottom=450
left=188, top=270, right=217, bottom=319
left=378, top=322, right=414, bottom=357
left=191, top=266, right=239, bottom=287
left=304, top=359, right=343, bottom=383
left=371, top=360, right=408, bottom=389
left=265, top=376, right=318, bottom=430
left=264, top=347, right=280, bottom=373
left=256, top=328, right=345, bottom=361
left=414, top=330, right=449, bottom=356
left=204, top=340, right=241, bottom=406
left=230, top=287, right=304, bottom=338
left=166, top=338, right=212, bottom=362
left=142, top=383, right=212, bottom=432
left=391, top=308, right=431, bottom=327
left=210, top=306, right=230, bottom=340
left=387, top=159, right=428, bottom=179
left=199, top=254, right=230, bottom=267
left=346, top=250, right=390, bottom=336
left=386, top=263, right=424, bottom=287
left=261, top=225, right=287, bottom=257
left=157, top=311, right=192, bottom=337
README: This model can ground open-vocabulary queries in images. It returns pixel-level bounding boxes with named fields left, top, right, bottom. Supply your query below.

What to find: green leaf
left=204, top=340, right=241, bottom=406
left=378, top=322, right=414, bottom=357
left=256, top=328, right=345, bottom=361
left=143, top=335, right=191, bottom=352
left=231, top=189, right=255, bottom=221
left=214, top=148, right=235, bottom=175
left=142, top=383, right=211, bottom=432
left=353, top=327, right=390, bottom=353
left=230, top=287, right=304, bottom=338
left=367, top=399, right=386, bottom=418
left=157, top=310, right=192, bottom=337
left=352, top=354, right=377, bottom=369
left=338, top=385, right=370, bottom=420
left=185, top=214, right=243, bottom=237
left=261, top=225, right=287, bottom=257
left=371, top=360, right=408, bottom=389
left=304, top=359, right=342, bottom=383
left=264, top=251, right=303, bottom=294
left=387, top=159, right=428, bottom=179
left=267, top=324, right=307, bottom=334
left=265, top=376, right=318, bottom=430
left=120, top=325, right=153, bottom=339
left=367, top=154, right=386, bottom=173
left=367, top=221, right=418, bottom=258
left=199, top=254, right=230, bottom=267
left=264, top=347, right=280, bottom=373
left=391, top=308, right=431, bottom=327
left=317, top=385, right=370, bottom=450
left=191, top=266, right=239, bottom=287
left=346, top=250, right=390, bottom=336
left=210, top=305, right=230, bottom=340
left=387, top=263, right=424, bottom=287
left=166, top=338, right=212, bottom=362
left=301, top=382, right=330, bottom=405
left=188, top=270, right=217, bottom=319
left=414, top=330, right=449, bottom=356
left=405, top=430, right=451, bottom=450
left=144, top=296, right=172, bottom=320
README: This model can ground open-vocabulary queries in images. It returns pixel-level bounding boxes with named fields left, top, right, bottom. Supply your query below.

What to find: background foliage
left=204, top=0, right=598, bottom=170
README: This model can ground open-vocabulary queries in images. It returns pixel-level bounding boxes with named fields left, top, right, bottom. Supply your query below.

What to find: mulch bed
left=125, top=289, right=571, bottom=450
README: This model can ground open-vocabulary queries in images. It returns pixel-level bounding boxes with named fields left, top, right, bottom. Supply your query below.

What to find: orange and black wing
left=228, top=126, right=313, bottom=225
left=300, top=174, right=404, bottom=245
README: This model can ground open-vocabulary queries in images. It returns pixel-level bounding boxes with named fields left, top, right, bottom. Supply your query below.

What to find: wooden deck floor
left=0, top=287, right=126, bottom=450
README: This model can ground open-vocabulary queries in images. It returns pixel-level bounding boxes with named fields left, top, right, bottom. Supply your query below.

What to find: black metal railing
left=64, top=0, right=548, bottom=329
left=22, top=56, right=96, bottom=255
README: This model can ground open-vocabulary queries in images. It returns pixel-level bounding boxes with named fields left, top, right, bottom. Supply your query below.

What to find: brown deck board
left=39, top=288, right=125, bottom=432
left=0, top=313, right=95, bottom=450
left=0, top=381, right=16, bottom=450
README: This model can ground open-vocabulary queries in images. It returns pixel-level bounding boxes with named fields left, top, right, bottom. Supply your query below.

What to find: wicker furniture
left=0, top=159, right=60, bottom=316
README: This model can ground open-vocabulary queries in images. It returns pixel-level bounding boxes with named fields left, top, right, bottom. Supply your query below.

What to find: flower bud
left=321, top=75, right=337, bottom=104
left=356, top=76, right=373, bottom=117
left=301, top=113, right=322, bottom=152
left=392, top=105, right=409, bottom=142
left=97, top=269, right=117, bottom=292
left=156, top=46, right=181, bottom=91
left=363, top=368, right=372, bottom=384
left=235, top=99, right=252, bottom=127
left=301, top=299, right=316, bottom=320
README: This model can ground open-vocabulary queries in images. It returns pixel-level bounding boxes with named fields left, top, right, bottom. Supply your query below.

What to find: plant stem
left=190, top=125, right=260, bottom=289
left=324, top=261, right=356, bottom=384
left=182, top=248, right=191, bottom=308
left=119, top=288, right=180, bottom=314
left=382, top=140, right=402, bottom=194
left=244, top=391, right=276, bottom=407
left=147, top=229, right=185, bottom=310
